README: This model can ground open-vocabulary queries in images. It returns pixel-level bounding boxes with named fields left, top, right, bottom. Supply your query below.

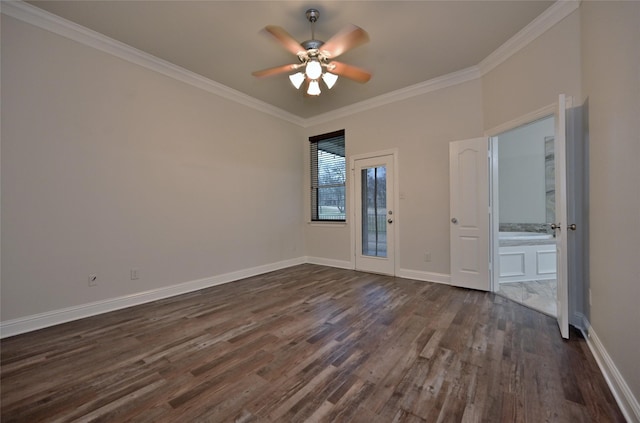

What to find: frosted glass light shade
left=289, top=72, right=305, bottom=89
left=305, top=60, right=322, bottom=80
left=307, top=80, right=321, bottom=96
left=322, top=72, right=338, bottom=89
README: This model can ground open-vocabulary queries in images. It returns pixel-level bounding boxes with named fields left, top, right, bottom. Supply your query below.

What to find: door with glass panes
left=354, top=154, right=395, bottom=275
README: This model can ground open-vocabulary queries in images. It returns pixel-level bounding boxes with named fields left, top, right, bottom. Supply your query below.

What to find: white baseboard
left=305, top=256, right=353, bottom=270
left=4, top=258, right=636, bottom=423
left=0, top=257, right=306, bottom=338
left=570, top=310, right=587, bottom=331
left=304, top=260, right=454, bottom=287
left=397, top=268, right=451, bottom=285
left=1, top=258, right=450, bottom=338
left=581, top=316, right=640, bottom=423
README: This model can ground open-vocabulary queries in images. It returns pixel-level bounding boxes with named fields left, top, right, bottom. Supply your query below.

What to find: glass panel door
left=354, top=154, right=395, bottom=275
left=361, top=166, right=387, bottom=257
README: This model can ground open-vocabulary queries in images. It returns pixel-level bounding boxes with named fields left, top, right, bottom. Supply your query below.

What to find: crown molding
left=302, top=66, right=481, bottom=127
left=478, top=0, right=581, bottom=76
left=312, top=0, right=581, bottom=127
left=3, top=0, right=580, bottom=128
left=0, top=1, right=306, bottom=127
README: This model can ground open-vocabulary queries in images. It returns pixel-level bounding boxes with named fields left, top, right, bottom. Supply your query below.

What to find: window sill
left=308, top=221, right=348, bottom=227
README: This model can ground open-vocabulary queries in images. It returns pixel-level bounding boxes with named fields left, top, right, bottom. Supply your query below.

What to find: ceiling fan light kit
left=322, top=72, right=339, bottom=89
left=252, top=8, right=371, bottom=97
left=305, top=59, right=323, bottom=80
left=307, top=80, right=322, bottom=96
left=289, top=72, right=306, bottom=89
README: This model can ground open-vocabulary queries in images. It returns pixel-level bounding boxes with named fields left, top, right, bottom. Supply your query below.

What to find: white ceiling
left=27, top=1, right=554, bottom=119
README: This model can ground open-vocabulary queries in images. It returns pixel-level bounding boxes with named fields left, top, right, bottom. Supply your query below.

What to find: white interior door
left=449, top=138, right=490, bottom=291
left=354, top=155, right=395, bottom=275
left=553, top=94, right=570, bottom=339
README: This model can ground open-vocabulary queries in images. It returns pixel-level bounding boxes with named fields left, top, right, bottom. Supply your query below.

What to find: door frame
left=350, top=149, right=399, bottom=275
left=486, top=97, right=572, bottom=339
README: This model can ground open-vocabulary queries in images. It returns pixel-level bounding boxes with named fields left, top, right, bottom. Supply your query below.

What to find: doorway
left=352, top=152, right=397, bottom=275
left=491, top=115, right=558, bottom=317
left=450, top=95, right=571, bottom=338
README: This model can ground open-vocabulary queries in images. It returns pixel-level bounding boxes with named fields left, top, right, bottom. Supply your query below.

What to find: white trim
left=582, top=317, right=640, bottom=423
left=303, top=67, right=481, bottom=127
left=2, top=0, right=579, bottom=129
left=0, top=257, right=305, bottom=339
left=0, top=257, right=455, bottom=340
left=485, top=96, right=572, bottom=137
left=349, top=149, right=400, bottom=276
left=489, top=137, right=500, bottom=293
left=307, top=222, right=348, bottom=228
left=575, top=312, right=590, bottom=332
left=485, top=103, right=556, bottom=137
left=570, top=310, right=586, bottom=331
left=478, top=0, right=581, bottom=76
left=349, top=149, right=399, bottom=163
left=397, top=269, right=451, bottom=285
left=305, top=256, right=353, bottom=270
left=4, top=257, right=637, bottom=423
left=0, top=1, right=305, bottom=127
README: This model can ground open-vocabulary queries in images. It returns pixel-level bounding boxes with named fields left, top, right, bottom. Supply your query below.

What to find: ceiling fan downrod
left=306, top=8, right=319, bottom=40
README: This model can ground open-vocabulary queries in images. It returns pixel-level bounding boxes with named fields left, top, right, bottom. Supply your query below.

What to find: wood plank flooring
left=1, top=264, right=625, bottom=422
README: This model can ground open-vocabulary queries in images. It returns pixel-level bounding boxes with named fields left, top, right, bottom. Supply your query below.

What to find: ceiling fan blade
left=328, top=61, right=372, bottom=83
left=263, top=25, right=306, bottom=56
left=252, top=63, right=299, bottom=78
left=320, top=24, right=369, bottom=59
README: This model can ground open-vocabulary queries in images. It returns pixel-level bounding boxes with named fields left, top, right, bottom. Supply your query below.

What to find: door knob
left=569, top=224, right=577, bottom=231
left=387, top=218, right=393, bottom=224
left=550, top=223, right=561, bottom=230
left=451, top=218, right=458, bottom=224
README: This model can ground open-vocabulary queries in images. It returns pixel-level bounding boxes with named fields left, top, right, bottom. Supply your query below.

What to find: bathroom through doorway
left=490, top=115, right=558, bottom=317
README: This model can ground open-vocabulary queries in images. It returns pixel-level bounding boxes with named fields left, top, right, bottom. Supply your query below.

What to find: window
left=310, top=130, right=346, bottom=222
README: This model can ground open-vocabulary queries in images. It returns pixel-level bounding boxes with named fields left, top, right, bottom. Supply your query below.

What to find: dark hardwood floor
left=1, top=264, right=625, bottom=422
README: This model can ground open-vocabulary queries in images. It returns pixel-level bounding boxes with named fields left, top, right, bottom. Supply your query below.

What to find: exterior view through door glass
left=354, top=154, right=395, bottom=275
left=361, top=166, right=387, bottom=257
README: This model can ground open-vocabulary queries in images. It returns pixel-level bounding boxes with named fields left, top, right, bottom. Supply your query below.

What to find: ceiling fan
left=252, top=8, right=372, bottom=96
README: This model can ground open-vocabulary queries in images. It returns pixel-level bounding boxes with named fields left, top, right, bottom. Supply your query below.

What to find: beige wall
left=304, top=80, right=484, bottom=276
left=482, top=10, right=582, bottom=131
left=498, top=116, right=554, bottom=224
left=2, top=2, right=639, bottom=415
left=581, top=0, right=640, bottom=405
left=304, top=10, right=584, bottom=278
left=1, top=16, right=305, bottom=320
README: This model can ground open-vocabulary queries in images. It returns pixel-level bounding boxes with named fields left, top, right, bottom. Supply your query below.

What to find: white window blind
left=310, top=130, right=346, bottom=221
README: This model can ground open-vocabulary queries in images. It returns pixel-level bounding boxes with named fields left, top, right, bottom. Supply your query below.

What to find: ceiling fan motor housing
left=302, top=39, right=324, bottom=51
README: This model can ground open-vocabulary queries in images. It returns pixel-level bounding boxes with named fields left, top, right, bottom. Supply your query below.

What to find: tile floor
left=497, top=279, right=557, bottom=317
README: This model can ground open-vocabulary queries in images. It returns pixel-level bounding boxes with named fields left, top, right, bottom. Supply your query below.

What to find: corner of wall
left=581, top=317, right=640, bottom=423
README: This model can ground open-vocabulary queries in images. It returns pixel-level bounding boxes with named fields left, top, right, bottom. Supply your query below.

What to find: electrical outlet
left=130, top=269, right=140, bottom=280
left=424, top=252, right=431, bottom=262
left=88, top=273, right=98, bottom=286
